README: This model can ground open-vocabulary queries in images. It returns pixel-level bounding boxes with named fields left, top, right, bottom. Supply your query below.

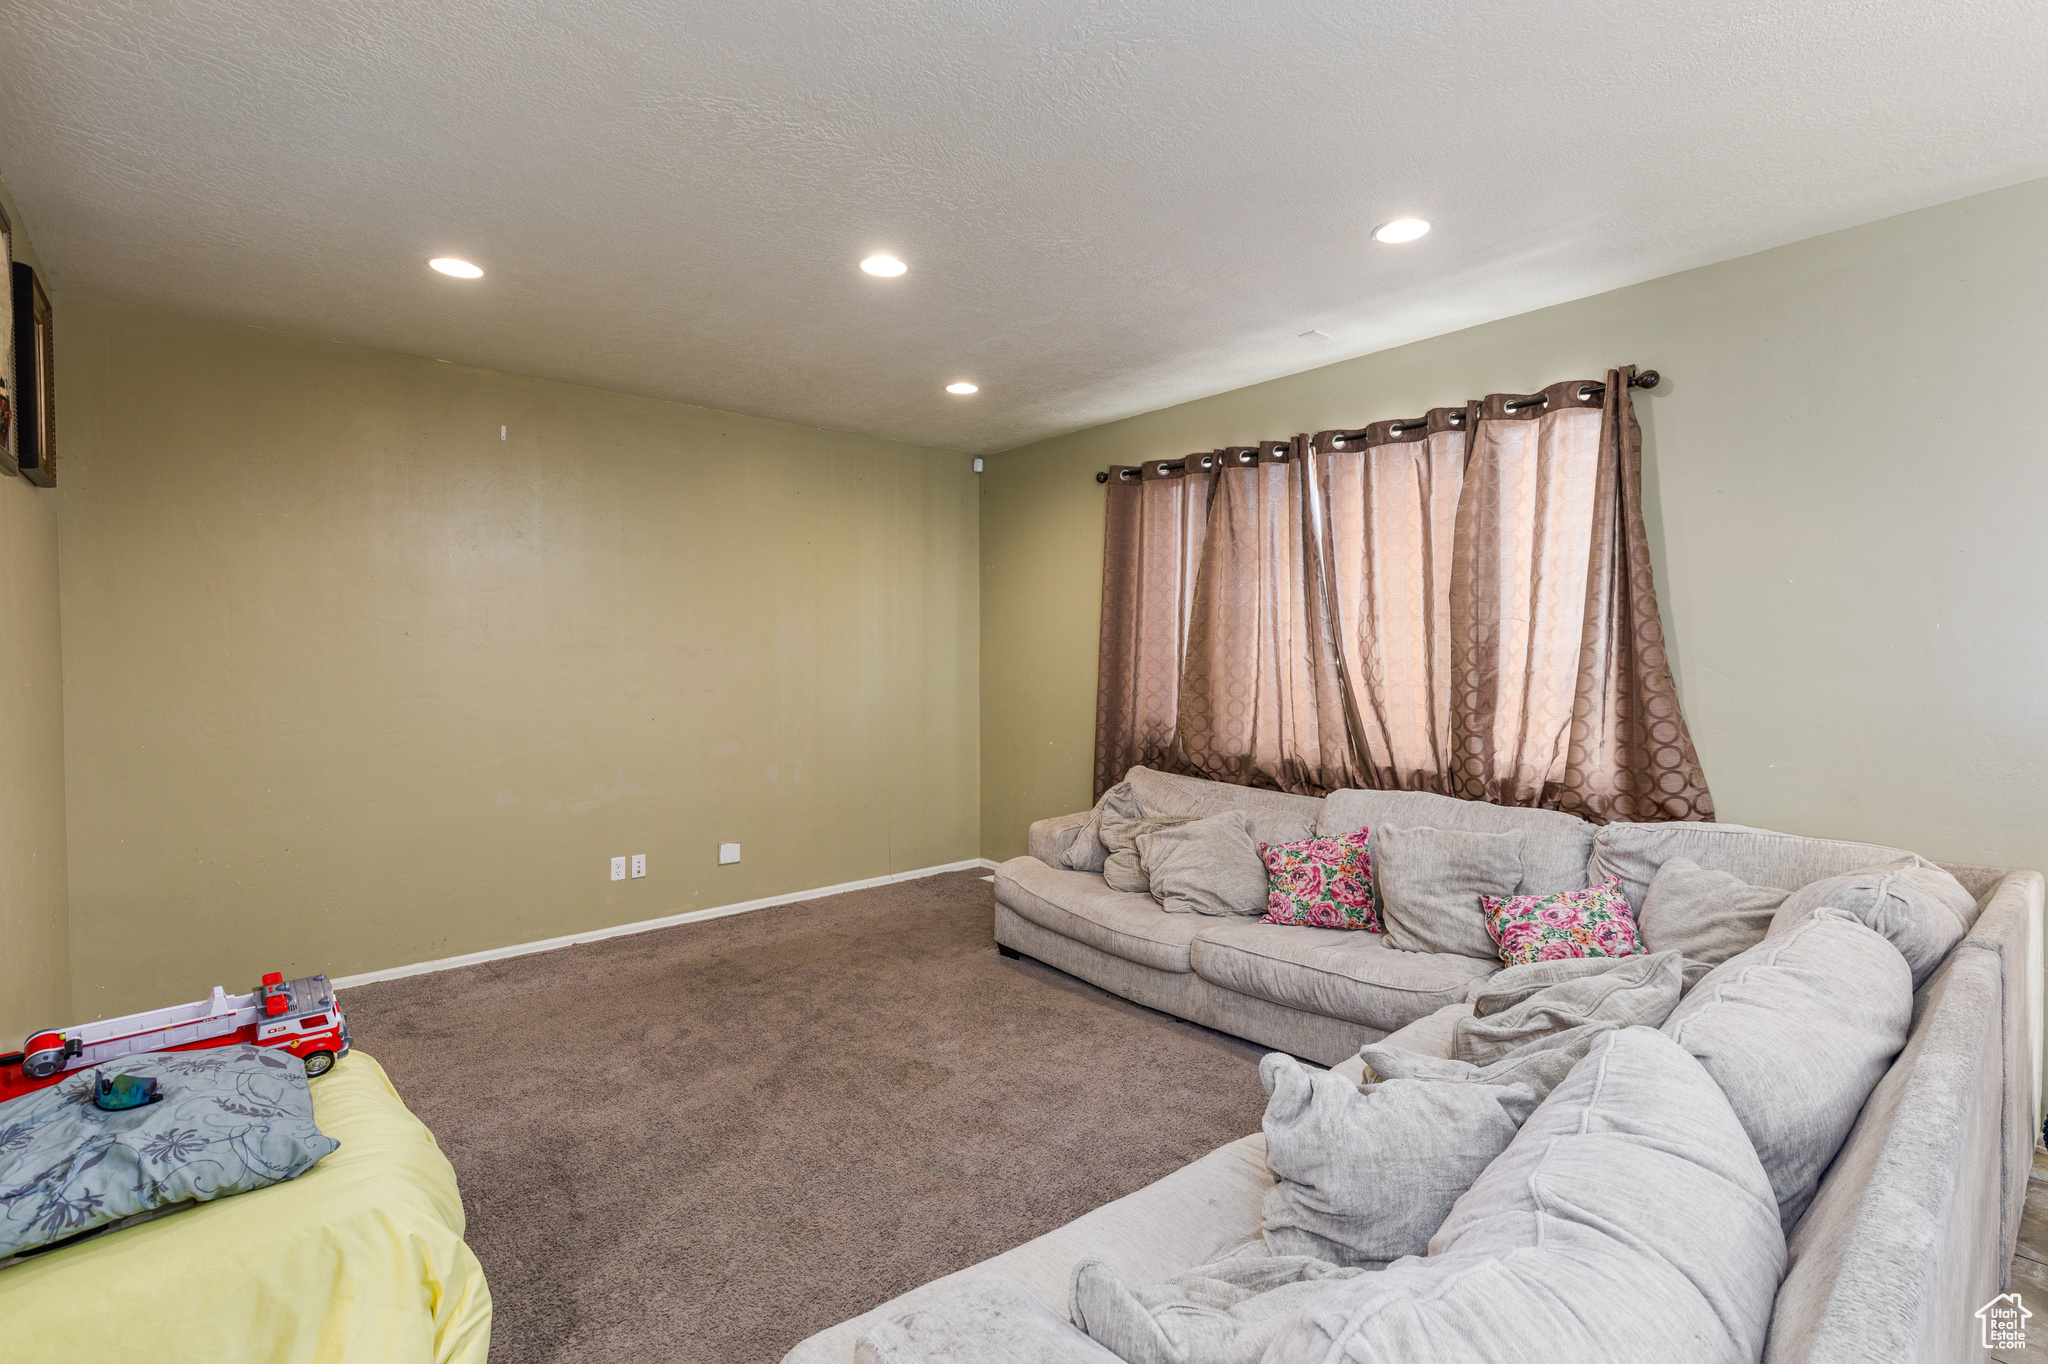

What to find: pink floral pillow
left=1261, top=830, right=1379, bottom=932
left=1481, top=877, right=1643, bottom=966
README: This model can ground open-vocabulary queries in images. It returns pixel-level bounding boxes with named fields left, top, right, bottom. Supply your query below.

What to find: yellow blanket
left=0, top=1051, right=491, bottom=1364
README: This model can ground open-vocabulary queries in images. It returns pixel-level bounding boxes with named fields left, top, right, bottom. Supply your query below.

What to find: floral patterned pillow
left=0, top=1045, right=338, bottom=1259
left=1482, top=877, right=1643, bottom=966
left=1261, top=830, right=1379, bottom=932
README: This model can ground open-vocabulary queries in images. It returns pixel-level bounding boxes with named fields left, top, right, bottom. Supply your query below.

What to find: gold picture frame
left=0, top=198, right=13, bottom=477
left=11, top=261, right=53, bottom=486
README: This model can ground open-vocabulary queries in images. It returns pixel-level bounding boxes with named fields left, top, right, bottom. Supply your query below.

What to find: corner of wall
left=0, top=173, right=71, bottom=1040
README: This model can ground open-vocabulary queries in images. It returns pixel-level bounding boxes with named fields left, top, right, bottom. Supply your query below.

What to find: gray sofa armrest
left=1028, top=811, right=1093, bottom=867
left=856, top=1274, right=1123, bottom=1364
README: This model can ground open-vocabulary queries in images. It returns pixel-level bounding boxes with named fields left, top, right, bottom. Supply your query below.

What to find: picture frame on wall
left=0, top=198, right=14, bottom=477
left=12, top=261, right=53, bottom=486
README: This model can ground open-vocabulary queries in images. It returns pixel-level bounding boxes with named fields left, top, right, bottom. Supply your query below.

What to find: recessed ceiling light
left=946, top=382, right=978, bottom=395
left=1371, top=219, right=1431, bottom=245
left=429, top=257, right=484, bottom=278
left=860, top=256, right=907, bottom=277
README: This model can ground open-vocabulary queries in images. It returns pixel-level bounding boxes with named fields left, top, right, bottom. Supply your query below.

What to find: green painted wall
left=0, top=174, right=70, bottom=1041
left=58, top=297, right=978, bottom=1021
left=981, top=176, right=2048, bottom=878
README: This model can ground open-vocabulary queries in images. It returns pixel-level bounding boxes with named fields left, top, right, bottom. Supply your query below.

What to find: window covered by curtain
left=1091, top=369, right=1713, bottom=822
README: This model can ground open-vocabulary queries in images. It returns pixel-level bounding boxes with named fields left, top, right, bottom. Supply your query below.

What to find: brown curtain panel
left=1175, top=441, right=1360, bottom=795
left=1448, top=373, right=1712, bottom=819
left=1092, top=455, right=1215, bottom=798
left=1449, top=382, right=1604, bottom=807
left=1315, top=408, right=1467, bottom=793
left=1093, top=368, right=1712, bottom=821
left=1561, top=372, right=1714, bottom=822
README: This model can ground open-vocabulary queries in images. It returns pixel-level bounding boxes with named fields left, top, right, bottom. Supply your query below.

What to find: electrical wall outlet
left=631, top=853, right=646, bottom=878
left=718, top=842, right=741, bottom=865
left=610, top=856, right=627, bottom=881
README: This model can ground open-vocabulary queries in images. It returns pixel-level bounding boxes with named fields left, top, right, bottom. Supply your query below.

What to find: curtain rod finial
left=1096, top=471, right=1108, bottom=483
left=1631, top=368, right=1660, bottom=390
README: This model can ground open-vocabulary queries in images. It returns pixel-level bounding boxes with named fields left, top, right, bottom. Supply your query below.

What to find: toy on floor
left=0, top=973, right=351, bottom=1103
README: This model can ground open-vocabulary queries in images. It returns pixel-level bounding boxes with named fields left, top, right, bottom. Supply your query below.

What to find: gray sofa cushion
left=1316, top=789, right=1594, bottom=895
left=1035, top=810, right=1098, bottom=870
left=1188, top=920, right=1497, bottom=1033
left=1588, top=819, right=1927, bottom=911
left=1058, top=800, right=1113, bottom=873
left=1123, top=766, right=1325, bottom=827
left=1367, top=1000, right=1471, bottom=1064
left=1635, top=856, right=1790, bottom=966
left=858, top=1273, right=1124, bottom=1364
left=1099, top=779, right=1318, bottom=896
left=1259, top=1053, right=1535, bottom=1266
left=1101, top=851, right=1149, bottom=895
left=1358, top=953, right=1686, bottom=1101
left=1264, top=1027, right=1786, bottom=1364
left=1359, top=1024, right=1615, bottom=1101
left=1160, top=796, right=1316, bottom=854
left=1069, top=1252, right=1364, bottom=1364
left=1458, top=951, right=1686, bottom=1064
left=1662, top=909, right=1912, bottom=1233
left=1372, top=825, right=1524, bottom=960
left=1761, top=931, right=2011, bottom=1364
left=1138, top=812, right=1269, bottom=917
left=995, top=858, right=1206, bottom=973
left=1767, top=858, right=1979, bottom=987
left=1097, top=786, right=1199, bottom=894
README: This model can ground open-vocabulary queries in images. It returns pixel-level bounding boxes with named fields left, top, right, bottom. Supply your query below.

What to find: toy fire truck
left=0, top=973, right=351, bottom=1103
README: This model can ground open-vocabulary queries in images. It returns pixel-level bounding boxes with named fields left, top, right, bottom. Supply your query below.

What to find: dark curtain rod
left=1096, top=368, right=1660, bottom=483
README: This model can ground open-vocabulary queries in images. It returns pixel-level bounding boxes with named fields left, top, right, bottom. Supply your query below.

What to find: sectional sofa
left=785, top=769, right=2043, bottom=1363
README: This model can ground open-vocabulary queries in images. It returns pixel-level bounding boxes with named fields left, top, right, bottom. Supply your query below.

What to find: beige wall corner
left=980, top=175, right=2048, bottom=878
left=0, top=172, right=70, bottom=1042
left=56, top=297, right=978, bottom=1020
left=0, top=402, right=69, bottom=1042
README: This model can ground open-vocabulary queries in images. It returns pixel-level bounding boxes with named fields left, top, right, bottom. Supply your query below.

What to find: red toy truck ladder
left=0, top=973, right=351, bottom=1104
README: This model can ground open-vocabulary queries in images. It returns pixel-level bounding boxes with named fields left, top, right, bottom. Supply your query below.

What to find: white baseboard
left=332, top=857, right=1003, bottom=991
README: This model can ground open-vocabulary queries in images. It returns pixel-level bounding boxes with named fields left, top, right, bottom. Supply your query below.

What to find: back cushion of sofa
left=1262, top=1027, right=1786, bottom=1364
left=1660, top=910, right=1912, bottom=1233
left=1317, top=789, right=1594, bottom=896
left=1767, top=859, right=1979, bottom=988
left=1588, top=820, right=1926, bottom=911
left=1123, top=766, right=1325, bottom=827
left=1258, top=1053, right=1537, bottom=1266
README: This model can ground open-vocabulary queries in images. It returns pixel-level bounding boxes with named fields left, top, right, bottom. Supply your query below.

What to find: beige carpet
left=343, top=868, right=1270, bottom=1363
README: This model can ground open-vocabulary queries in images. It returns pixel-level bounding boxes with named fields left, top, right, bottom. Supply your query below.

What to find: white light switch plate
left=610, top=856, right=626, bottom=881
left=631, top=853, right=646, bottom=878
left=719, top=842, right=741, bottom=865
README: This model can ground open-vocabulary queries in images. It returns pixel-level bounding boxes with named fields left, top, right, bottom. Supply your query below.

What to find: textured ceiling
left=2, top=2, right=2045, bottom=455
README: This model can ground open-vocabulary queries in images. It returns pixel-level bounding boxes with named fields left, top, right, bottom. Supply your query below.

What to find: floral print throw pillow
left=1261, top=830, right=1379, bottom=932
left=1482, top=877, right=1643, bottom=966
left=0, top=1045, right=338, bottom=1259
